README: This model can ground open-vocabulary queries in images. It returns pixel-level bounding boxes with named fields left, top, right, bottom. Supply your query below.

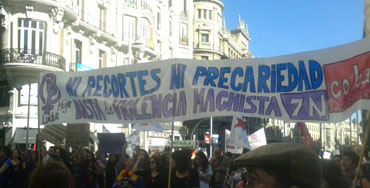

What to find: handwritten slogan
left=39, top=39, right=370, bottom=125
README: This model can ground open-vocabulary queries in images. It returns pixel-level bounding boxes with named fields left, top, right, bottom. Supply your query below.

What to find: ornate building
left=0, top=0, right=252, bottom=149
left=193, top=0, right=252, bottom=60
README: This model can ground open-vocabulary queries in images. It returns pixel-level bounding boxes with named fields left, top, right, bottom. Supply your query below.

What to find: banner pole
left=168, top=120, right=174, bottom=188
left=210, top=116, right=213, bottom=159
left=352, top=112, right=370, bottom=188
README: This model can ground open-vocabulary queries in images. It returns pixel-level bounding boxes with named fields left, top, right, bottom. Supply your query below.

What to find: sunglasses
left=150, top=161, right=156, bottom=164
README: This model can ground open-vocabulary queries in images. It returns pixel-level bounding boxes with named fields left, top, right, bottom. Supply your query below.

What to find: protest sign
left=66, top=123, right=90, bottom=147
left=98, top=133, right=126, bottom=154
left=39, top=39, right=370, bottom=125
left=39, top=124, right=66, bottom=144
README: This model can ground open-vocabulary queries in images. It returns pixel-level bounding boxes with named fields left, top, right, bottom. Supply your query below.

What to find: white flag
left=248, top=128, right=267, bottom=150
left=227, top=116, right=251, bottom=150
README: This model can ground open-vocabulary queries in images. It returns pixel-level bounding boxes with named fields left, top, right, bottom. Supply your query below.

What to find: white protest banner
left=248, top=128, right=267, bottom=150
left=39, top=39, right=370, bottom=125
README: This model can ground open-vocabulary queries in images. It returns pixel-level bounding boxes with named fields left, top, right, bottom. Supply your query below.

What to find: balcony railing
left=0, top=49, right=66, bottom=70
left=180, top=11, right=189, bottom=18
left=124, top=0, right=137, bottom=8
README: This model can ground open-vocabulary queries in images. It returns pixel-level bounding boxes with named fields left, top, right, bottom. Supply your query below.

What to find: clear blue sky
left=222, top=0, right=364, bottom=58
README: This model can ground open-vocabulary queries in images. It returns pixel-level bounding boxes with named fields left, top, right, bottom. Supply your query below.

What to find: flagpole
left=352, top=114, right=370, bottom=188
left=356, top=111, right=359, bottom=147
left=210, top=116, right=213, bottom=159
left=320, top=123, right=322, bottom=151
left=350, top=116, right=352, bottom=147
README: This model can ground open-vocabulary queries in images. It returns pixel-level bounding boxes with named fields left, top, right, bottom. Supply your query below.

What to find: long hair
left=322, top=159, right=348, bottom=188
left=0, top=146, right=12, bottom=158
left=149, top=155, right=162, bottom=172
left=196, top=151, right=209, bottom=173
left=12, top=149, right=21, bottom=160
left=28, top=161, right=75, bottom=188
left=172, top=150, right=191, bottom=174
left=136, top=149, right=150, bottom=171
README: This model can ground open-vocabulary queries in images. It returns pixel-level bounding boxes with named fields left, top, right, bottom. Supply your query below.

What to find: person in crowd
left=331, top=154, right=341, bottom=166
left=210, top=147, right=230, bottom=188
left=143, top=155, right=167, bottom=188
left=224, top=154, right=242, bottom=188
left=70, top=148, right=89, bottom=188
left=95, top=150, right=107, bottom=188
left=321, top=159, right=349, bottom=188
left=106, top=154, right=119, bottom=188
left=133, top=145, right=141, bottom=160
left=28, top=161, right=75, bottom=188
left=0, top=146, right=13, bottom=188
left=113, top=156, right=145, bottom=188
left=235, top=170, right=247, bottom=188
left=42, top=146, right=56, bottom=163
left=340, top=151, right=370, bottom=188
left=116, top=143, right=128, bottom=177
left=160, top=150, right=171, bottom=186
left=17, top=150, right=34, bottom=188
left=161, top=150, right=171, bottom=170
left=133, top=149, right=150, bottom=177
left=10, top=149, right=23, bottom=188
left=55, top=147, right=70, bottom=167
left=233, top=142, right=322, bottom=188
left=30, top=150, right=39, bottom=171
left=170, top=150, right=200, bottom=188
left=193, top=151, right=212, bottom=188
left=85, top=148, right=103, bottom=188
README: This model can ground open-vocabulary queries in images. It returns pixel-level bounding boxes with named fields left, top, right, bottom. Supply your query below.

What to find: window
left=201, top=56, right=208, bottom=60
left=76, top=0, right=84, bottom=19
left=203, top=9, right=207, bottom=19
left=17, top=19, right=45, bottom=55
left=141, top=0, right=148, bottom=9
left=140, top=23, right=150, bottom=46
left=180, top=23, right=188, bottom=45
left=19, top=83, right=38, bottom=106
left=209, top=10, right=212, bottom=20
left=183, top=0, right=187, bottom=12
left=168, top=0, right=172, bottom=7
left=99, top=7, right=106, bottom=31
left=98, top=50, right=106, bottom=68
left=198, top=9, right=201, bottom=19
left=125, top=0, right=137, bottom=7
left=157, top=12, right=161, bottom=29
left=74, top=40, right=82, bottom=65
left=201, top=34, right=209, bottom=42
left=169, top=21, right=172, bottom=36
left=123, top=15, right=136, bottom=42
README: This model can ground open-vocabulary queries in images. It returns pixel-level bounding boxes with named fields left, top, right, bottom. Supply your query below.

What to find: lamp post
left=26, top=81, right=31, bottom=150
left=16, top=81, right=31, bottom=149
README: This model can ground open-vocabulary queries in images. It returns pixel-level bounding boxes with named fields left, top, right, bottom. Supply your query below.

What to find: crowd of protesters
left=1, top=143, right=370, bottom=188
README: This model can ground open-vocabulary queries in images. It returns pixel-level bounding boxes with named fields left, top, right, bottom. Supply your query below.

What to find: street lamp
left=16, top=81, right=31, bottom=149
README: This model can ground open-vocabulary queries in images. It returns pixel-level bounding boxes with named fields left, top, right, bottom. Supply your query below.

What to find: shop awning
left=13, top=128, right=38, bottom=144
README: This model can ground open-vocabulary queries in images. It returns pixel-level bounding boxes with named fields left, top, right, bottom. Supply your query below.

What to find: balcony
left=3, top=0, right=78, bottom=23
left=124, top=0, right=137, bottom=8
left=0, top=48, right=66, bottom=70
